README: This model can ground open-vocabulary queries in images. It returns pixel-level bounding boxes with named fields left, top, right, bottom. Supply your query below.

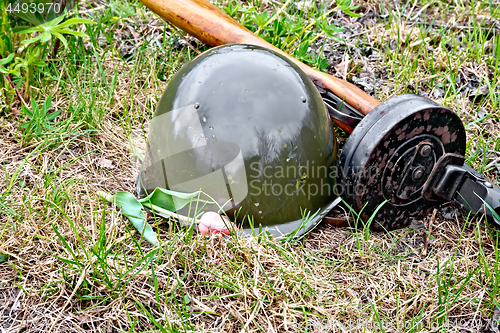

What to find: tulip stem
left=141, top=202, right=202, bottom=225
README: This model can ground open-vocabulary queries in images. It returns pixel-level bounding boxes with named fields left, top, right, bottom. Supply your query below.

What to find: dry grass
left=1, top=0, right=500, bottom=332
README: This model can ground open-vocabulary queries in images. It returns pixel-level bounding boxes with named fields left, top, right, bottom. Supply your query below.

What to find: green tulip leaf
left=99, top=188, right=216, bottom=244
left=138, top=188, right=209, bottom=213
left=98, top=190, right=158, bottom=246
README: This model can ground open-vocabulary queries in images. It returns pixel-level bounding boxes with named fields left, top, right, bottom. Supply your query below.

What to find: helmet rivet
left=194, top=102, right=200, bottom=109
left=420, top=145, right=431, bottom=157
left=301, top=96, right=306, bottom=103
left=412, top=166, right=425, bottom=181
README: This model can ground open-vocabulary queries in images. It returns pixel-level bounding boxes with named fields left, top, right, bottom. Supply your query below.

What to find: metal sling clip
left=316, top=85, right=365, bottom=127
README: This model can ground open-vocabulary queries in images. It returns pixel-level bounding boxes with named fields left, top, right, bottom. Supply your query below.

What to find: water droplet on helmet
left=301, top=96, right=306, bottom=103
left=244, top=89, right=250, bottom=93
left=202, top=117, right=207, bottom=122
left=194, top=103, right=200, bottom=109
left=209, top=126, right=214, bottom=130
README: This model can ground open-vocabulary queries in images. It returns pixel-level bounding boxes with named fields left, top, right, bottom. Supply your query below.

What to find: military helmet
left=137, top=44, right=340, bottom=238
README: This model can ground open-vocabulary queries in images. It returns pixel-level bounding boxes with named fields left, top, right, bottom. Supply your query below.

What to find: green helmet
left=137, top=44, right=340, bottom=237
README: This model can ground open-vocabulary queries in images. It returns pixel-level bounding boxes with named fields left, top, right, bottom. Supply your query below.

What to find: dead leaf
left=96, top=157, right=114, bottom=169
left=359, top=65, right=373, bottom=79
left=127, top=25, right=141, bottom=44
left=334, top=52, right=349, bottom=81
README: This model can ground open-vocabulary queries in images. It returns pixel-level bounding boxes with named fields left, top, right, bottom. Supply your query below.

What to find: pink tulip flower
left=198, top=211, right=237, bottom=235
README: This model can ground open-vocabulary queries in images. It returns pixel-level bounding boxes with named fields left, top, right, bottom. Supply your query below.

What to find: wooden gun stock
left=139, top=0, right=381, bottom=132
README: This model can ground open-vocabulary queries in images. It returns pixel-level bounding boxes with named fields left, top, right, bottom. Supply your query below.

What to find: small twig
left=422, top=209, right=437, bottom=256
left=323, top=215, right=353, bottom=227
left=0, top=250, right=23, bottom=262
left=414, top=73, right=441, bottom=83
left=48, top=266, right=89, bottom=333
left=342, top=51, right=349, bottom=81
left=17, top=302, right=28, bottom=333
left=240, top=299, right=262, bottom=333
left=410, top=1, right=438, bottom=21
left=3, top=74, right=29, bottom=109
left=486, top=157, right=500, bottom=170
left=346, top=30, right=369, bottom=39
left=409, top=36, right=431, bottom=48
